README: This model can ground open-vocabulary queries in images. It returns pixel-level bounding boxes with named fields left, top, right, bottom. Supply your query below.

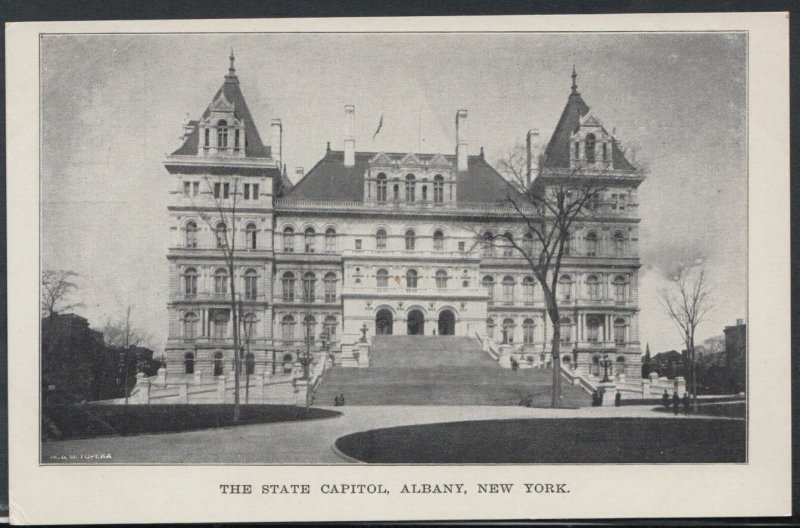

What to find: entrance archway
left=376, top=308, right=393, bottom=335
left=438, top=310, right=456, bottom=336
left=407, top=309, right=425, bottom=335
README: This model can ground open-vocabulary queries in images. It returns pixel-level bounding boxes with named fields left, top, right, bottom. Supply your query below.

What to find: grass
left=652, top=401, right=745, bottom=418
left=335, top=417, right=746, bottom=463
left=43, top=404, right=341, bottom=441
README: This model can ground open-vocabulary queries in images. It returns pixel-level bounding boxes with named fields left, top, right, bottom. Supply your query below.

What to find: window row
left=281, top=227, right=337, bottom=253
left=182, top=350, right=255, bottom=376
left=480, top=229, right=630, bottom=258
left=486, top=316, right=629, bottom=345
left=279, top=314, right=338, bottom=343
left=181, top=310, right=258, bottom=341
left=555, top=274, right=630, bottom=302
left=280, top=272, right=338, bottom=303
left=202, top=120, right=243, bottom=151
left=184, top=221, right=259, bottom=250
left=182, top=268, right=261, bottom=299
left=374, top=173, right=447, bottom=205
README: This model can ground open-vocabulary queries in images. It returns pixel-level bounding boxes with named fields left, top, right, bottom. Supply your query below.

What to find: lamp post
left=600, top=353, right=613, bottom=383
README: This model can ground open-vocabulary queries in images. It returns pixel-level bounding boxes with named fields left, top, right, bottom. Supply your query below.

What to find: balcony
left=341, top=283, right=487, bottom=300
left=168, top=244, right=272, bottom=258
left=171, top=292, right=269, bottom=303
left=341, top=249, right=480, bottom=262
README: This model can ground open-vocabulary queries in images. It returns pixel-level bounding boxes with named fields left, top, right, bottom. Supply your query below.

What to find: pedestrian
left=339, top=392, right=345, bottom=406
left=662, top=390, right=670, bottom=409
left=592, top=391, right=600, bottom=407
left=682, top=392, right=691, bottom=414
left=672, top=391, right=680, bottom=415
left=615, top=391, right=621, bottom=407
left=334, top=395, right=340, bottom=406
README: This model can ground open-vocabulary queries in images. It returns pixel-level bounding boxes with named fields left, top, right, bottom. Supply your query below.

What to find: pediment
left=369, top=152, right=395, bottom=166
left=579, top=111, right=602, bottom=128
left=209, top=93, right=235, bottom=114
left=399, top=152, right=424, bottom=166
left=427, top=153, right=452, bottom=167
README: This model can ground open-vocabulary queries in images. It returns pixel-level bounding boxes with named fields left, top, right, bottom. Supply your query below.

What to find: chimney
left=271, top=119, right=282, bottom=168
left=736, top=318, right=744, bottom=326
left=526, top=128, right=540, bottom=188
left=344, top=105, right=355, bottom=167
left=455, top=109, right=468, bottom=172
left=295, top=167, right=304, bottom=180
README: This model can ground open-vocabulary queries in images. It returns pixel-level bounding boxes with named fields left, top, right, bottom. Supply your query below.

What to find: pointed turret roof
left=542, top=67, right=635, bottom=171
left=171, top=52, right=271, bottom=159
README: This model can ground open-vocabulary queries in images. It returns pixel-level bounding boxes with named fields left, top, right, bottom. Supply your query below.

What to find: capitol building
left=163, top=55, right=645, bottom=384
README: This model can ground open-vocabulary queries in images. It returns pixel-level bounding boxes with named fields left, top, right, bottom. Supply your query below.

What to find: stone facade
left=163, top=58, right=645, bottom=383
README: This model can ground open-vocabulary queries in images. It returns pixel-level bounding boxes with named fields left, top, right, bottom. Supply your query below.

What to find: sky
left=40, top=32, right=747, bottom=353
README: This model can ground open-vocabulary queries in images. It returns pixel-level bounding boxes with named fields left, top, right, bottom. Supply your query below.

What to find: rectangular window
left=610, top=194, right=618, bottom=210
left=244, top=184, right=250, bottom=200
left=214, top=182, right=221, bottom=199
left=223, top=183, right=230, bottom=199
left=355, top=239, right=362, bottom=250
left=458, top=241, right=465, bottom=252
left=234, top=129, right=240, bottom=148
left=252, top=184, right=259, bottom=199
left=619, top=194, right=626, bottom=210
left=192, top=182, right=199, bottom=196
left=587, top=324, right=599, bottom=343
left=183, top=181, right=191, bottom=196
left=204, top=128, right=210, bottom=147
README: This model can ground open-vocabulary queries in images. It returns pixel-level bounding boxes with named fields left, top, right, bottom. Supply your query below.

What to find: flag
left=373, top=114, right=384, bottom=140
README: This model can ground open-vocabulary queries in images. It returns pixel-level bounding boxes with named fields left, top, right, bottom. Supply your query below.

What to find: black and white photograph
left=6, top=13, right=791, bottom=524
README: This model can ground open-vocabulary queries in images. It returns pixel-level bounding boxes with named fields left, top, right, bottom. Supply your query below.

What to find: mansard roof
left=171, top=70, right=271, bottom=159
left=285, top=150, right=523, bottom=204
left=542, top=90, right=635, bottom=171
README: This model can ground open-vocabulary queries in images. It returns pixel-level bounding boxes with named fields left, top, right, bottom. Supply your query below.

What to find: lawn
left=334, top=417, right=746, bottom=463
left=43, top=404, right=341, bottom=441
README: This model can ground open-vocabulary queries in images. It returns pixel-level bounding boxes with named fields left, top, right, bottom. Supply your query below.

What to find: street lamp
left=600, top=353, right=613, bottom=383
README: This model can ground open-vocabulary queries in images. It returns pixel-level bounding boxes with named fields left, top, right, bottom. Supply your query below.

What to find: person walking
left=662, top=389, right=670, bottom=410
left=672, top=391, right=680, bottom=415
left=615, top=391, right=622, bottom=407
left=682, top=392, right=691, bottom=414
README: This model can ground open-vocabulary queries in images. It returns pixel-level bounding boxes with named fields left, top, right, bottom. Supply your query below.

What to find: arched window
left=242, top=312, right=256, bottom=340
left=213, top=268, right=228, bottom=295
left=522, top=232, right=534, bottom=256
left=435, top=269, right=449, bottom=289
left=213, top=351, right=224, bottom=376
left=324, top=272, right=337, bottom=303
left=585, top=133, right=596, bottom=163
left=433, top=174, right=444, bottom=205
left=405, top=174, right=416, bottom=204
left=433, top=230, right=444, bottom=251
left=486, top=317, right=495, bottom=339
left=614, top=318, right=627, bottom=345
left=215, top=221, right=227, bottom=249
left=523, top=318, right=535, bottom=345
left=376, top=173, right=388, bottom=203
left=324, top=228, right=336, bottom=253
left=522, top=276, right=535, bottom=304
left=323, top=316, right=337, bottom=341
left=502, top=275, right=515, bottom=304
left=502, top=231, right=515, bottom=257
left=404, top=229, right=416, bottom=251
left=406, top=268, right=418, bottom=289
left=613, top=275, right=628, bottom=303
left=421, top=185, right=428, bottom=201
left=559, top=316, right=573, bottom=344
left=185, top=221, right=198, bottom=248
left=304, top=227, right=315, bottom=253
left=245, top=223, right=257, bottom=250
left=282, top=272, right=295, bottom=302
left=376, top=228, right=387, bottom=250
left=587, top=315, right=602, bottom=343
left=615, top=355, right=626, bottom=376
left=481, top=231, right=494, bottom=257
left=282, top=227, right=295, bottom=252
left=184, top=267, right=198, bottom=296
left=217, top=120, right=229, bottom=149
left=502, top=318, right=516, bottom=344
left=302, top=272, right=316, bottom=303
left=558, top=274, right=573, bottom=301
left=244, top=268, right=258, bottom=300
left=482, top=275, right=495, bottom=304
left=303, top=315, right=316, bottom=344
left=184, top=352, right=195, bottom=374
left=585, top=231, right=599, bottom=257
left=282, top=353, right=294, bottom=374
left=183, top=312, right=198, bottom=340
left=586, top=274, right=600, bottom=301
left=613, top=230, right=626, bottom=257
left=376, top=268, right=389, bottom=289
left=245, top=352, right=255, bottom=375
left=211, top=310, right=228, bottom=339
left=281, top=315, right=295, bottom=343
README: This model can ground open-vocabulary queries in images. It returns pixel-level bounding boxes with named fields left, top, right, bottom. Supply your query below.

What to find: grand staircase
left=315, top=336, right=590, bottom=407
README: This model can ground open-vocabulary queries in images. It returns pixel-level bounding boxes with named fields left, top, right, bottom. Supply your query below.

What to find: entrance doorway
left=438, top=310, right=456, bottom=336
left=407, top=309, right=425, bottom=335
left=376, top=309, right=393, bottom=335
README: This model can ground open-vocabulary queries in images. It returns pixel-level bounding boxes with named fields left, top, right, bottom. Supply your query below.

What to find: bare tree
left=660, top=263, right=713, bottom=410
left=41, top=269, right=83, bottom=317
left=490, top=144, right=609, bottom=408
left=189, top=175, right=246, bottom=422
left=102, top=305, right=153, bottom=349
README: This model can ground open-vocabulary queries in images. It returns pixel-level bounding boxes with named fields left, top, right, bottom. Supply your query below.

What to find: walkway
left=40, top=404, right=732, bottom=465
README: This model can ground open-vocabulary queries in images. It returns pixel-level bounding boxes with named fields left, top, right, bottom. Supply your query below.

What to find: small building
left=724, top=319, right=746, bottom=393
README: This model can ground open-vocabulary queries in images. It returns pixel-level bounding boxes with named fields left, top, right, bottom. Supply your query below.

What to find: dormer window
left=217, top=120, right=229, bottom=149
left=234, top=128, right=240, bottom=149
left=204, top=128, right=210, bottom=148
left=405, top=174, right=416, bottom=204
left=585, top=134, right=596, bottom=163
left=433, top=175, right=444, bottom=205
left=376, top=173, right=387, bottom=203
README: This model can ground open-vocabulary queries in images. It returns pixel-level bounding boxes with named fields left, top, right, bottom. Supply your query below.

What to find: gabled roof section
left=543, top=74, right=635, bottom=171
left=171, top=62, right=270, bottom=159
left=284, top=150, right=523, bottom=204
